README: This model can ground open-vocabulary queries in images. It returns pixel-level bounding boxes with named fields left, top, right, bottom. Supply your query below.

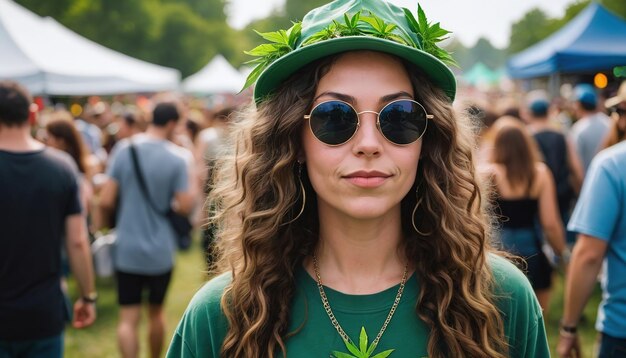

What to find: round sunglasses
left=304, top=99, right=433, bottom=146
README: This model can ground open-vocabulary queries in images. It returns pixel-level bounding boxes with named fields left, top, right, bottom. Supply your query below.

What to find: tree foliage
left=508, top=8, right=553, bottom=54
left=508, top=0, right=626, bottom=54
left=14, top=0, right=234, bottom=77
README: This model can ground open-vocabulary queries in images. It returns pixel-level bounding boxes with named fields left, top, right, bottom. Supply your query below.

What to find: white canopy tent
left=0, top=0, right=180, bottom=95
left=182, top=55, right=245, bottom=94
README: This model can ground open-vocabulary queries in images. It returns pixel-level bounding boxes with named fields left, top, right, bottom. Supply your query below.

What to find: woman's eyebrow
left=380, top=91, right=414, bottom=103
left=313, top=92, right=355, bottom=103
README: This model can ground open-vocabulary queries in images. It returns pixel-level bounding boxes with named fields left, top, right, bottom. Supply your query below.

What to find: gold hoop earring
left=284, top=162, right=306, bottom=225
left=411, top=186, right=431, bottom=236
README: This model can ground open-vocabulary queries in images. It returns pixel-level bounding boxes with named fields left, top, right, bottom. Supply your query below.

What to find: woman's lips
left=343, top=171, right=392, bottom=188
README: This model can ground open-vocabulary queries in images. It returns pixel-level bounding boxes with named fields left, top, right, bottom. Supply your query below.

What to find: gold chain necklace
left=312, top=254, right=409, bottom=350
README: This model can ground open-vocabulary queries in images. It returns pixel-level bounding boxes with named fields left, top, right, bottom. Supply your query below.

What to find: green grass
left=65, top=241, right=209, bottom=358
left=65, top=247, right=602, bottom=357
left=545, top=271, right=603, bottom=357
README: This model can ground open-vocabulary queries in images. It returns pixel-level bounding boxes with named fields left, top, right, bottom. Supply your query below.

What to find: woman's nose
left=351, top=112, right=382, bottom=157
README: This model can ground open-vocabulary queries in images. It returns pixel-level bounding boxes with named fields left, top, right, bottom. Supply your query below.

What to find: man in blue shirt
left=558, top=83, right=626, bottom=357
left=100, top=101, right=194, bottom=358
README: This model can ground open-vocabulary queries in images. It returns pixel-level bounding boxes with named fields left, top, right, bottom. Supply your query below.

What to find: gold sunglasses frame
left=303, top=99, right=433, bottom=146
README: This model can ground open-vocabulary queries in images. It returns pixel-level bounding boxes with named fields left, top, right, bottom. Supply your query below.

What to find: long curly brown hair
left=209, top=52, right=508, bottom=357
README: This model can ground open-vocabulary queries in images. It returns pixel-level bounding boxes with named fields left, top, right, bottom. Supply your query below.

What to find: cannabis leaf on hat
left=403, top=5, right=457, bottom=67
left=242, top=22, right=302, bottom=90
left=242, top=0, right=459, bottom=103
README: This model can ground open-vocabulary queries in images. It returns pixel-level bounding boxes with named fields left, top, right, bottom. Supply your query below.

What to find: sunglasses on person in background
left=304, top=99, right=432, bottom=146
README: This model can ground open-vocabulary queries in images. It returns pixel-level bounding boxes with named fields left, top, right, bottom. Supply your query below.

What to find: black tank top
left=533, top=130, right=573, bottom=206
left=495, top=198, right=539, bottom=229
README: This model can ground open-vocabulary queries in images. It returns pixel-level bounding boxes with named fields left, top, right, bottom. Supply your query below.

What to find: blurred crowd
left=2, top=77, right=626, bottom=357
left=30, top=93, right=247, bottom=247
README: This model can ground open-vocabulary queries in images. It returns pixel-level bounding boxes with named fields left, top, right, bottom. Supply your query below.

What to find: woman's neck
left=306, top=205, right=407, bottom=295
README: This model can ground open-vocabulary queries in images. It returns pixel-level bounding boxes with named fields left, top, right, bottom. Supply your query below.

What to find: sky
left=226, top=0, right=575, bottom=49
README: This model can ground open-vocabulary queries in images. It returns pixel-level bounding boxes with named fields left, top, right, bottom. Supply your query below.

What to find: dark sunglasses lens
left=615, top=108, right=626, bottom=116
left=379, top=100, right=428, bottom=144
left=309, top=101, right=358, bottom=145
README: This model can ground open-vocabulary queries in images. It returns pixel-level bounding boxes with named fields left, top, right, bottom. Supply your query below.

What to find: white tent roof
left=0, top=0, right=180, bottom=95
left=182, top=55, right=245, bottom=94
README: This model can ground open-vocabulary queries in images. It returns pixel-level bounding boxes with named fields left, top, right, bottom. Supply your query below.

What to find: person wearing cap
left=570, top=84, right=611, bottom=174
left=525, top=96, right=584, bottom=247
left=167, top=1, right=548, bottom=357
left=558, top=81, right=626, bottom=358
left=600, top=81, right=626, bottom=149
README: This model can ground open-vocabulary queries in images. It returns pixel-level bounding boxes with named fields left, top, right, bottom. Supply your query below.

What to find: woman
left=45, top=113, right=94, bottom=217
left=487, top=117, right=568, bottom=313
left=168, top=1, right=549, bottom=357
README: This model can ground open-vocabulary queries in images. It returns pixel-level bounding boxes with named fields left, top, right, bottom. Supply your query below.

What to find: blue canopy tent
left=507, top=2, right=626, bottom=84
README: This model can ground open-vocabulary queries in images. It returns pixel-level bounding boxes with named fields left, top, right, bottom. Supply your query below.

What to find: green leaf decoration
left=344, top=337, right=363, bottom=357
left=403, top=6, right=457, bottom=67
left=359, top=327, right=368, bottom=353
left=360, top=14, right=398, bottom=39
left=241, top=21, right=302, bottom=91
left=331, top=327, right=394, bottom=358
left=332, top=352, right=359, bottom=358
left=615, top=66, right=626, bottom=78
left=242, top=4, right=457, bottom=91
left=371, top=349, right=395, bottom=358
left=339, top=11, right=362, bottom=36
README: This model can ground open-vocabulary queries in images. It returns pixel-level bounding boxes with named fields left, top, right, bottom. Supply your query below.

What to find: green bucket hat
left=244, top=0, right=457, bottom=103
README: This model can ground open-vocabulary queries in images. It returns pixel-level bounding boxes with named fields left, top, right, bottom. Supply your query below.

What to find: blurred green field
left=546, top=271, right=603, bottom=357
left=65, top=245, right=602, bottom=357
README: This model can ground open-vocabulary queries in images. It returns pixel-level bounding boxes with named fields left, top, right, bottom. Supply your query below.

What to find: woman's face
left=302, top=51, right=422, bottom=221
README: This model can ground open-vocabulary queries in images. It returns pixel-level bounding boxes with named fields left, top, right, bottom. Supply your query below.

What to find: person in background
left=557, top=85, right=626, bottom=358
left=99, top=101, right=194, bottom=358
left=486, top=117, right=568, bottom=314
left=167, top=0, right=549, bottom=357
left=195, top=106, right=236, bottom=268
left=570, top=84, right=610, bottom=174
left=524, top=96, right=583, bottom=247
left=0, top=80, right=96, bottom=358
left=550, top=96, right=574, bottom=130
left=75, top=102, right=106, bottom=161
left=104, top=109, right=148, bottom=153
left=600, top=81, right=626, bottom=150
left=45, top=113, right=96, bottom=317
left=45, top=113, right=95, bottom=216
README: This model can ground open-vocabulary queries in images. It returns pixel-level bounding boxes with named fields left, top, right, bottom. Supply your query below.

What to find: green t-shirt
left=167, top=255, right=549, bottom=358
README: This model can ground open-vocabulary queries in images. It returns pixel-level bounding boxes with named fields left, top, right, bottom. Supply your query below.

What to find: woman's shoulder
left=487, top=255, right=549, bottom=356
left=488, top=254, right=532, bottom=291
left=188, top=272, right=232, bottom=313
left=488, top=253, right=542, bottom=320
left=167, top=273, right=232, bottom=357
left=534, top=162, right=550, bottom=178
left=532, top=162, right=552, bottom=192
